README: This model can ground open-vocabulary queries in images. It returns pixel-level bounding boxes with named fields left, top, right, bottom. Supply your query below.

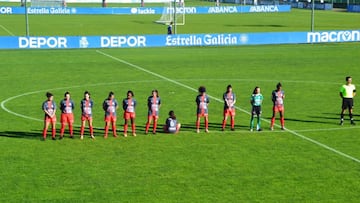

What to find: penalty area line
left=96, top=49, right=360, bottom=164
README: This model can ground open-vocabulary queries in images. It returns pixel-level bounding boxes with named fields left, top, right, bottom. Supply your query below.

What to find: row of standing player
left=196, top=76, right=356, bottom=133
left=219, top=83, right=285, bottom=132
left=42, top=90, right=180, bottom=140
left=41, top=83, right=285, bottom=140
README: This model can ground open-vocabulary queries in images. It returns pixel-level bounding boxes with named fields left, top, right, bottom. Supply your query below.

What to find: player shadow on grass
left=316, top=112, right=359, bottom=119
left=307, top=113, right=359, bottom=124
left=282, top=117, right=333, bottom=124
left=0, top=131, right=43, bottom=140
left=267, top=112, right=344, bottom=125
left=69, top=124, right=149, bottom=136
left=0, top=123, right=258, bottom=140
left=180, top=122, right=248, bottom=132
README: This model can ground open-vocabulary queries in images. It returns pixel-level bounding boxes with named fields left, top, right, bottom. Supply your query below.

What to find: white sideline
left=96, top=49, right=360, bottom=164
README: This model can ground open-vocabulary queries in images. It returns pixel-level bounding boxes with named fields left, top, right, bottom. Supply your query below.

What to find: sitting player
left=163, top=110, right=181, bottom=134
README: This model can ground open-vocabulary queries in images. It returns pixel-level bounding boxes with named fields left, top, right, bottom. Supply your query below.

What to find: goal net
left=31, top=0, right=66, bottom=7
left=156, top=0, right=185, bottom=26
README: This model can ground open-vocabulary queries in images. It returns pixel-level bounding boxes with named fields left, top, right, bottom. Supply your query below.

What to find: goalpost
left=156, top=0, right=185, bottom=30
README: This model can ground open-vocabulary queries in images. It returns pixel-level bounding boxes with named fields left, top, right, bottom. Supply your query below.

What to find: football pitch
left=0, top=6, right=360, bottom=202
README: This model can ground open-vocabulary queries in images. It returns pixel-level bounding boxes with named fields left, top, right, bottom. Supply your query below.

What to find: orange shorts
left=81, top=115, right=93, bottom=121
left=45, top=115, right=57, bottom=123
left=223, top=108, right=235, bottom=117
left=148, top=115, right=159, bottom=121
left=197, top=112, right=208, bottom=117
left=105, top=115, right=117, bottom=122
left=124, top=112, right=136, bottom=120
left=273, top=106, right=284, bottom=113
left=61, top=113, right=74, bottom=124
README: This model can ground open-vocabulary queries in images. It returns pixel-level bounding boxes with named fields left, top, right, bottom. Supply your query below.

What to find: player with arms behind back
left=103, top=91, right=119, bottom=138
left=59, top=91, right=75, bottom=139
left=145, top=90, right=161, bottom=135
left=340, top=76, right=356, bottom=125
left=250, top=86, right=263, bottom=131
left=270, top=82, right=285, bottom=130
left=123, top=90, right=137, bottom=137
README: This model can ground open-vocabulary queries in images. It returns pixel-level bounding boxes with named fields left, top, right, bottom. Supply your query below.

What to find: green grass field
left=1, top=5, right=360, bottom=202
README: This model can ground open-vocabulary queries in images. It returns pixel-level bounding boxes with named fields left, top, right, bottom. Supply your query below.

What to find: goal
left=31, top=0, right=66, bottom=7
left=156, top=0, right=185, bottom=26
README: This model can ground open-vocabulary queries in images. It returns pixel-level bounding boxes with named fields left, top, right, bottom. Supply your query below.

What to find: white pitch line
left=1, top=87, right=83, bottom=122
left=95, top=50, right=199, bottom=93
left=286, top=128, right=360, bottom=163
left=1, top=91, right=44, bottom=122
left=96, top=49, right=360, bottom=164
left=0, top=24, right=15, bottom=36
left=0, top=81, right=163, bottom=125
left=294, top=126, right=360, bottom=132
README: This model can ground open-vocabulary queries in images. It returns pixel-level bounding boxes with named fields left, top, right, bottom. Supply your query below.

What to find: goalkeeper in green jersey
left=250, top=87, right=264, bottom=131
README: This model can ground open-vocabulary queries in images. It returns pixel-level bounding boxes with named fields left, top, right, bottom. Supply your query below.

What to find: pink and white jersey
left=123, top=98, right=137, bottom=113
left=81, top=99, right=94, bottom=117
left=103, top=99, right=118, bottom=116
left=196, top=94, right=210, bottom=114
left=60, top=99, right=75, bottom=114
left=223, top=92, right=236, bottom=109
left=272, top=90, right=285, bottom=107
left=42, top=100, right=56, bottom=117
left=148, top=96, right=161, bottom=116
